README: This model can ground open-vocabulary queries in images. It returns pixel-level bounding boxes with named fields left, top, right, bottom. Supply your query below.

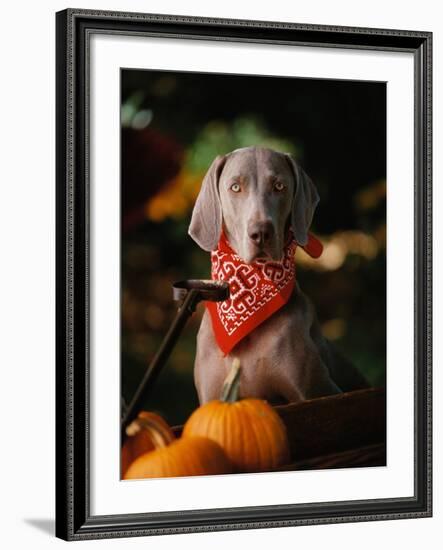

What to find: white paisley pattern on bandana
left=205, top=232, right=298, bottom=355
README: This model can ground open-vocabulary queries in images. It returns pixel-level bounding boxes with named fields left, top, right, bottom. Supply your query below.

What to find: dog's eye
left=230, top=183, right=241, bottom=193
left=273, top=181, right=285, bottom=192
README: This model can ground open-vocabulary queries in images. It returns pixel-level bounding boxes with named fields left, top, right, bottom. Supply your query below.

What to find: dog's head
left=188, top=146, right=319, bottom=263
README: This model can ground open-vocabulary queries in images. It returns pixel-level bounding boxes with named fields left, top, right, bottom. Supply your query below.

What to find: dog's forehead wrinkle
left=222, top=154, right=257, bottom=184
left=256, top=149, right=293, bottom=179
left=223, top=149, right=293, bottom=189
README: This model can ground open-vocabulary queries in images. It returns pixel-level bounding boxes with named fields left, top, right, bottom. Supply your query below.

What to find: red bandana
left=206, top=231, right=323, bottom=355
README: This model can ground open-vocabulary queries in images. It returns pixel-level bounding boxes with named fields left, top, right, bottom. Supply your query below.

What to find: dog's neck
left=205, top=230, right=323, bottom=355
left=206, top=233, right=297, bottom=355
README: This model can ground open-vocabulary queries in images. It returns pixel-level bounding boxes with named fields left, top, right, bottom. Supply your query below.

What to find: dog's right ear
left=188, top=154, right=227, bottom=251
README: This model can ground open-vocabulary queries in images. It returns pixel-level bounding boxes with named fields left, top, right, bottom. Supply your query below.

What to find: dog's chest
left=224, top=294, right=306, bottom=365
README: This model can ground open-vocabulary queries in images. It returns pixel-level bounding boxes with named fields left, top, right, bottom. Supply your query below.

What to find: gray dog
left=189, top=146, right=368, bottom=404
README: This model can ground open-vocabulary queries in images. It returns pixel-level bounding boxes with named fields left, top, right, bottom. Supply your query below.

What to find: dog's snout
left=248, top=220, right=274, bottom=245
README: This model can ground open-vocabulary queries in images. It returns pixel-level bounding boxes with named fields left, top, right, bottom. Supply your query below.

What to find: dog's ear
left=188, top=154, right=227, bottom=251
left=284, top=154, right=320, bottom=247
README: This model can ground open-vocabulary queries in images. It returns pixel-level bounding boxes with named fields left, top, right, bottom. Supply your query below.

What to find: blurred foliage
left=185, top=117, right=297, bottom=173
left=121, top=69, right=386, bottom=425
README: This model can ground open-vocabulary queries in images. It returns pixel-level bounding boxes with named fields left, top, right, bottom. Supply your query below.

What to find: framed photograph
left=55, top=8, right=432, bottom=541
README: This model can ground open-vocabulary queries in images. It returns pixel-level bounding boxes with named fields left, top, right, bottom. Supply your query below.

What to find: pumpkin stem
left=220, top=358, right=241, bottom=403
left=125, top=416, right=174, bottom=449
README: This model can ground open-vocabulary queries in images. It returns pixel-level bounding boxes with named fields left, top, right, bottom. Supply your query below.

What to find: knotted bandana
left=206, top=231, right=323, bottom=355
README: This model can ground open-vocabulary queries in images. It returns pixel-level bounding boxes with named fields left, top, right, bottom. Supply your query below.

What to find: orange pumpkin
left=183, top=359, right=290, bottom=472
left=124, top=436, right=231, bottom=479
left=121, top=411, right=175, bottom=476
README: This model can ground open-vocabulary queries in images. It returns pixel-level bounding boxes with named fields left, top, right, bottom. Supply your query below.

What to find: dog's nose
left=248, top=221, right=274, bottom=245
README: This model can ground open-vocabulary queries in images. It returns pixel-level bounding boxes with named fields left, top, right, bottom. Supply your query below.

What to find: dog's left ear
left=284, top=153, right=320, bottom=247
left=188, top=154, right=227, bottom=251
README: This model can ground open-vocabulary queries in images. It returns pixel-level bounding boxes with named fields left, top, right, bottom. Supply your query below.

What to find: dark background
left=121, top=69, right=386, bottom=426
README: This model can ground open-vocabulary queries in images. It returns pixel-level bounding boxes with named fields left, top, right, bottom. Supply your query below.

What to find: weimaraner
left=189, top=146, right=368, bottom=404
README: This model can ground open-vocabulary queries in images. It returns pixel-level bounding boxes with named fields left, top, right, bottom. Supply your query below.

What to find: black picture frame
left=55, top=8, right=432, bottom=541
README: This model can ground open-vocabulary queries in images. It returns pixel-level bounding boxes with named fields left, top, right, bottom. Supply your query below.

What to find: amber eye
left=274, top=181, right=285, bottom=192
left=230, top=183, right=241, bottom=193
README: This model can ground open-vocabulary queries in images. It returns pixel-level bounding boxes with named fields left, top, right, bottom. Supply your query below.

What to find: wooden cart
left=173, top=387, right=386, bottom=471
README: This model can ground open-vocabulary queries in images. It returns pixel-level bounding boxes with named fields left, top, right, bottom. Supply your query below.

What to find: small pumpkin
left=124, top=436, right=231, bottom=479
left=121, top=411, right=175, bottom=476
left=183, top=359, right=290, bottom=472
